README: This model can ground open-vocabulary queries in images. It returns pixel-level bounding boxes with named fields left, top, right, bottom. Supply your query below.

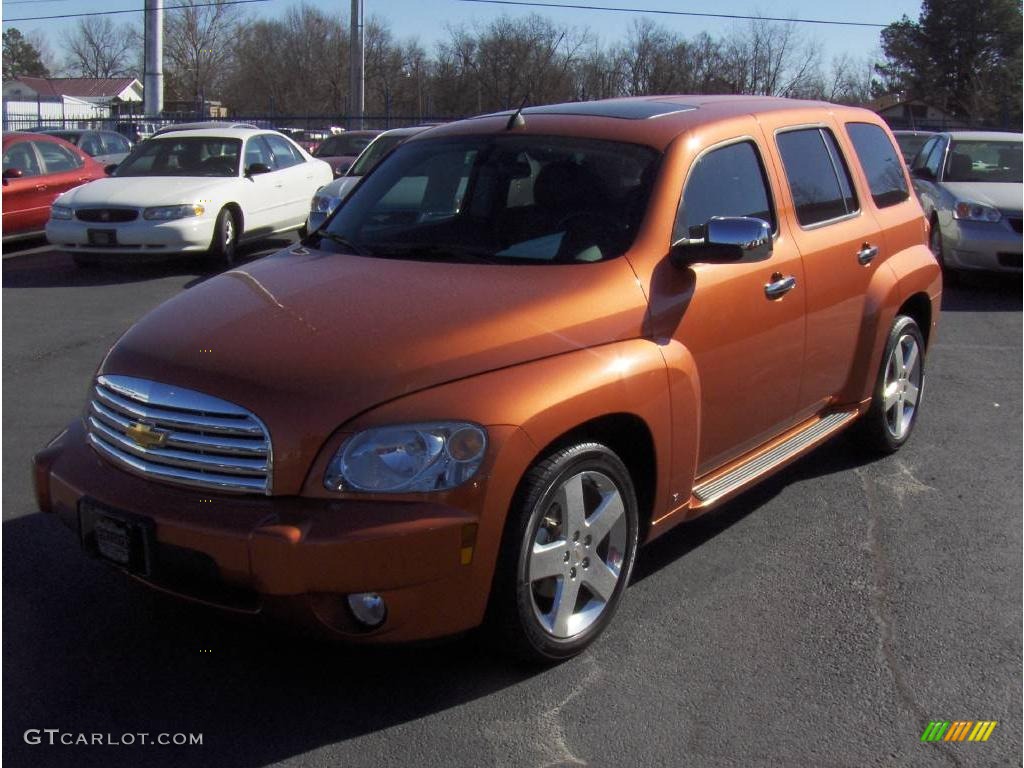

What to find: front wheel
left=853, top=315, right=926, bottom=453
left=491, top=442, right=639, bottom=663
left=210, top=207, right=239, bottom=267
left=929, top=218, right=958, bottom=284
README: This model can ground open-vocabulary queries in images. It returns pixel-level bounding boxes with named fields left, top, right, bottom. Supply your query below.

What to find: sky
left=4, top=0, right=924, bottom=71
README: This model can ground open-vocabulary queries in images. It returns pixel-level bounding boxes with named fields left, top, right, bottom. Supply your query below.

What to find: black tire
left=853, top=315, right=927, bottom=454
left=489, top=442, right=639, bottom=663
left=210, top=207, right=239, bottom=267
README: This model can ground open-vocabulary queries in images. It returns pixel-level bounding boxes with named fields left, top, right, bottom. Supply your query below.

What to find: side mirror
left=104, top=164, right=118, bottom=176
left=245, top=162, right=272, bottom=177
left=2, top=167, right=24, bottom=181
left=671, top=216, right=773, bottom=266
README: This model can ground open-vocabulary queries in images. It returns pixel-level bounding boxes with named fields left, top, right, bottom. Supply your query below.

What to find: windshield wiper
left=317, top=231, right=369, bottom=256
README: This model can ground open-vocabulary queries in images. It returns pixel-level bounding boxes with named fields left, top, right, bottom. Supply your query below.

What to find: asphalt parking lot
left=2, top=239, right=1021, bottom=768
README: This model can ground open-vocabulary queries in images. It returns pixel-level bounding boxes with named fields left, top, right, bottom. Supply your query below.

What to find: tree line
left=3, top=0, right=1021, bottom=125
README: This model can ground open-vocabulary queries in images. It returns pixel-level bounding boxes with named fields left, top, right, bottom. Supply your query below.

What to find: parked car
left=909, top=130, right=1022, bottom=275
left=312, top=130, right=382, bottom=177
left=307, top=126, right=431, bottom=231
left=2, top=132, right=106, bottom=242
left=34, top=96, right=939, bottom=662
left=276, top=128, right=322, bottom=154
left=45, top=128, right=333, bottom=266
left=116, top=121, right=159, bottom=144
left=892, top=129, right=935, bottom=165
left=34, top=128, right=133, bottom=166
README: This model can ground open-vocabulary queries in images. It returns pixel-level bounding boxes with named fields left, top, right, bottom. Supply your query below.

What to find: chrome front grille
left=86, top=375, right=272, bottom=494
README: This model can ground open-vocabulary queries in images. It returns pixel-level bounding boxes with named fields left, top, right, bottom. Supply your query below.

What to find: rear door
left=33, top=139, right=93, bottom=199
left=758, top=118, right=884, bottom=414
left=237, top=135, right=281, bottom=234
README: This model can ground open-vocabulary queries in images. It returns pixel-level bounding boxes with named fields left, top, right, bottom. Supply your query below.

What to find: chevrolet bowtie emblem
left=126, top=422, right=168, bottom=449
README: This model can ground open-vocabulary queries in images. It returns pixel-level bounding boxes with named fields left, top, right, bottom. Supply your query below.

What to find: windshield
left=348, top=133, right=407, bottom=176
left=944, top=140, right=1022, bottom=183
left=114, top=137, right=242, bottom=177
left=321, top=134, right=659, bottom=265
left=316, top=134, right=375, bottom=157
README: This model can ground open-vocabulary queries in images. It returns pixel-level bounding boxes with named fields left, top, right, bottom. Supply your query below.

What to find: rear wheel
left=210, top=207, right=239, bottom=267
left=491, top=442, right=639, bottom=663
left=853, top=315, right=926, bottom=453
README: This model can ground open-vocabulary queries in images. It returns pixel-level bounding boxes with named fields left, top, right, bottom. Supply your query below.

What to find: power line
left=3, top=0, right=273, bottom=23
left=6, top=0, right=85, bottom=6
left=455, top=0, right=890, bottom=28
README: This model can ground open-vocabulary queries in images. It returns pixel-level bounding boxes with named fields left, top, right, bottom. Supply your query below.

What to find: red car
left=2, top=132, right=106, bottom=242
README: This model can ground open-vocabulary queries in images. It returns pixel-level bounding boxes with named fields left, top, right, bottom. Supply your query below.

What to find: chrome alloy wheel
left=882, top=332, right=922, bottom=440
left=528, top=470, right=628, bottom=638
left=222, top=214, right=235, bottom=246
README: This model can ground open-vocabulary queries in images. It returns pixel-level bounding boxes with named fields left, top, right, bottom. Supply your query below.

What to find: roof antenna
left=506, top=95, right=528, bottom=130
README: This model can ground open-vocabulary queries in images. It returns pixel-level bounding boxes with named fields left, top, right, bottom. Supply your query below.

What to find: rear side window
left=101, top=132, right=130, bottom=154
left=777, top=128, right=858, bottom=227
left=846, top=123, right=910, bottom=208
left=677, top=140, right=775, bottom=240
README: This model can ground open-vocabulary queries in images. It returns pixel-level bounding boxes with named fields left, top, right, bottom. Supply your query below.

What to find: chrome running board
left=692, top=411, right=858, bottom=505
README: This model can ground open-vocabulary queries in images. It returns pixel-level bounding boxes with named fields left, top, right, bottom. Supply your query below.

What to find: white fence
left=2, top=96, right=111, bottom=130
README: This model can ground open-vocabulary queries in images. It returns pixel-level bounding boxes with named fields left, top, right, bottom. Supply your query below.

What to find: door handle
left=764, top=273, right=797, bottom=300
left=857, top=244, right=879, bottom=265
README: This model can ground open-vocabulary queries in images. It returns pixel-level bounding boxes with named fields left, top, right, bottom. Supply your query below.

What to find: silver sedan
left=909, top=130, right=1022, bottom=276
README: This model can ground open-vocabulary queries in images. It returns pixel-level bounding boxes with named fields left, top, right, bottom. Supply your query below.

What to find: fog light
left=347, top=592, right=387, bottom=627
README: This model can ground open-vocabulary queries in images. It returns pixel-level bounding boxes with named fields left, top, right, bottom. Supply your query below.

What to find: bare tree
left=720, top=18, right=820, bottom=96
left=61, top=17, right=137, bottom=78
left=165, top=0, right=243, bottom=104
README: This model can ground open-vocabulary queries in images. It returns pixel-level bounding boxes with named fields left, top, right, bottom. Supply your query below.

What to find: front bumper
left=45, top=215, right=216, bottom=256
left=34, top=421, right=531, bottom=642
left=940, top=216, right=1022, bottom=272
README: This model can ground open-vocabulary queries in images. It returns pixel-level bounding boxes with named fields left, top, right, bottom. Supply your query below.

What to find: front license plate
left=87, top=228, right=117, bottom=246
left=79, top=500, right=153, bottom=575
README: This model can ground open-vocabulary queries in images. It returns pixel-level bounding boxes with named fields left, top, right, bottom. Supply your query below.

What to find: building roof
left=12, top=76, right=140, bottom=99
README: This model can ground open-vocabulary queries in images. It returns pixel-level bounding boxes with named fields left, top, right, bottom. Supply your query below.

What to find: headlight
left=311, top=194, right=342, bottom=216
left=50, top=205, right=73, bottom=220
left=953, top=201, right=1001, bottom=222
left=143, top=204, right=205, bottom=220
left=324, top=422, right=488, bottom=493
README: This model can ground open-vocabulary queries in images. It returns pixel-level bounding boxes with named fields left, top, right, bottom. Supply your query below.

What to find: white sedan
left=46, top=128, right=333, bottom=266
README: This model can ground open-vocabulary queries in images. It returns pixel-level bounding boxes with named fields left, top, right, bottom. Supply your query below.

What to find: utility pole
left=349, top=0, right=364, bottom=129
left=143, top=0, right=164, bottom=118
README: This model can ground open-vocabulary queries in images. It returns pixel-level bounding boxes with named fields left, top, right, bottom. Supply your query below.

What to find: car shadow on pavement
left=632, top=433, right=878, bottom=584
left=940, top=273, right=1022, bottom=312
left=2, top=433, right=881, bottom=768
left=2, top=238, right=296, bottom=290
left=2, top=511, right=533, bottom=768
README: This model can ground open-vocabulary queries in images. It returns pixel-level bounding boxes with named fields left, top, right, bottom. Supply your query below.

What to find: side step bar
left=692, top=410, right=858, bottom=506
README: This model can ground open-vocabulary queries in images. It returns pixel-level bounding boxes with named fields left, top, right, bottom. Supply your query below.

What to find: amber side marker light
left=460, top=523, right=478, bottom=566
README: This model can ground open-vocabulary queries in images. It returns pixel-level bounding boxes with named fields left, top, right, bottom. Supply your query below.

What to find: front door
left=648, top=130, right=806, bottom=476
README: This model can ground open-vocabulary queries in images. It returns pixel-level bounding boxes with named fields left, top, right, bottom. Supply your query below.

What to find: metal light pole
left=349, top=0, right=364, bottom=128
left=143, top=0, right=164, bottom=117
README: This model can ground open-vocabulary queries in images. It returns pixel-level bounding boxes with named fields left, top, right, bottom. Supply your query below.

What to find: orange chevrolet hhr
left=34, top=96, right=940, bottom=661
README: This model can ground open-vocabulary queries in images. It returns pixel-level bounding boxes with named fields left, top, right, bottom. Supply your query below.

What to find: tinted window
left=777, top=128, right=858, bottom=226
left=846, top=123, right=910, bottom=208
left=3, top=141, right=41, bottom=177
left=677, top=140, right=775, bottom=240
left=34, top=141, right=83, bottom=173
left=316, top=134, right=375, bottom=157
left=265, top=134, right=303, bottom=168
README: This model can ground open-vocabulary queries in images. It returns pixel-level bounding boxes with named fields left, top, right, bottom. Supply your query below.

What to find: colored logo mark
left=921, top=721, right=997, bottom=742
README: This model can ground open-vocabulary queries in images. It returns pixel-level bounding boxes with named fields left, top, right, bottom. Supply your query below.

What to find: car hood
left=941, top=182, right=1024, bottom=212
left=60, top=176, right=234, bottom=207
left=100, top=247, right=648, bottom=493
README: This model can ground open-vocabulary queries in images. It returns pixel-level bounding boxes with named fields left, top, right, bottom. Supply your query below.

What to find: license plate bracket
left=79, top=499, right=154, bottom=575
left=87, top=228, right=117, bottom=246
